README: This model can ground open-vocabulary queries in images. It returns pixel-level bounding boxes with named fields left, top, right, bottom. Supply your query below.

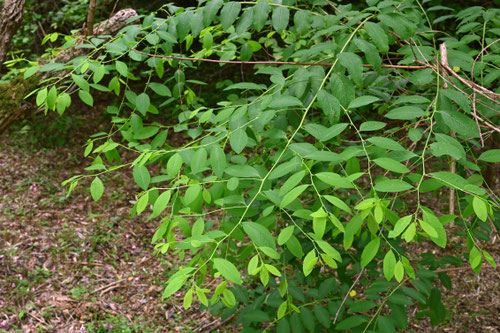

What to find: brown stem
left=86, top=0, right=98, bottom=37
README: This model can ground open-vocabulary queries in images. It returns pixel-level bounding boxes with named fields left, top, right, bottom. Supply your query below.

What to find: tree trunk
left=0, top=8, right=138, bottom=135
left=0, top=0, right=27, bottom=73
left=86, top=0, right=99, bottom=36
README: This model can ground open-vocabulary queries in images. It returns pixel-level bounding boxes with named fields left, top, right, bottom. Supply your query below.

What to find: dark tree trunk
left=0, top=0, right=27, bottom=73
left=0, top=8, right=138, bottom=135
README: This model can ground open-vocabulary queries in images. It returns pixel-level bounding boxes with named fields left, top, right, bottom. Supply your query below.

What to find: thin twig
left=333, top=268, right=365, bottom=324
left=433, top=264, right=498, bottom=273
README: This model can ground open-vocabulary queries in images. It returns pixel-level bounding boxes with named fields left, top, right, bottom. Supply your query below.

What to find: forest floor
left=0, top=110, right=499, bottom=332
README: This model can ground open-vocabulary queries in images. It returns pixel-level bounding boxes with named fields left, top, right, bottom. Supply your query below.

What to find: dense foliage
left=25, top=0, right=499, bottom=331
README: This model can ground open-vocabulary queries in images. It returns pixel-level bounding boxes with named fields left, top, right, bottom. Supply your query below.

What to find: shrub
left=32, top=1, right=499, bottom=331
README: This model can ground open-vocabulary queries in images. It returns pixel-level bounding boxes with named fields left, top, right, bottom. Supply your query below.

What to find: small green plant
left=32, top=1, right=499, bottom=331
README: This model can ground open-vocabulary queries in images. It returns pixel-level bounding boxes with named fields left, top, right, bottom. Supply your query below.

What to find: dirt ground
left=0, top=112, right=499, bottom=332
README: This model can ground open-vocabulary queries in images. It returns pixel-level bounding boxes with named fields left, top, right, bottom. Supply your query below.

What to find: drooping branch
left=0, top=8, right=138, bottom=135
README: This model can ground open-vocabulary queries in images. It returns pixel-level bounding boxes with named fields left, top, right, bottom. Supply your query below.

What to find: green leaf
left=317, top=90, right=340, bottom=123
left=286, top=236, right=304, bottom=258
left=469, top=247, right=482, bottom=269
left=278, top=225, right=294, bottom=245
left=429, top=171, right=484, bottom=195
left=90, top=177, right=104, bottom=201
left=185, top=184, right=201, bottom=205
left=253, top=0, right=270, bottom=31
left=314, top=304, right=331, bottom=328
left=272, top=6, right=289, bottom=33
left=478, top=149, right=500, bottom=163
left=430, top=133, right=466, bottom=160
left=136, top=192, right=149, bottom=215
left=367, top=137, right=406, bottom=151
left=230, top=128, right=248, bottom=154
left=56, top=93, right=71, bottom=115
left=359, top=121, right=386, bottom=132
left=225, top=165, right=260, bottom=178
left=421, top=207, right=447, bottom=248
left=316, top=172, right=354, bottom=188
left=393, top=95, right=430, bottom=105
left=335, top=316, right=368, bottom=330
left=71, top=74, right=89, bottom=91
left=134, top=126, right=159, bottom=140
left=483, top=250, right=497, bottom=268
left=36, top=87, right=47, bottom=106
left=354, top=38, right=382, bottom=72
left=348, top=300, right=377, bottom=313
left=441, top=88, right=471, bottom=113
left=360, top=237, right=380, bottom=267
left=227, top=177, right=239, bottom=191
left=323, top=195, right=353, bottom=215
left=269, top=158, right=300, bottom=180
left=269, top=95, right=303, bottom=108
left=375, top=179, right=413, bottom=192
left=248, top=255, right=259, bottom=275
left=385, top=106, right=426, bottom=120
left=265, top=264, right=281, bottom=276
left=440, top=110, right=479, bottom=138
left=191, top=148, right=207, bottom=174
left=183, top=288, right=194, bottom=310
left=419, top=219, right=438, bottom=238
left=388, top=215, right=413, bottom=238
left=79, top=90, right=94, bottom=106
left=115, top=60, right=128, bottom=76
left=378, top=316, right=396, bottom=333
left=373, top=157, right=410, bottom=173
left=313, top=216, right=326, bottom=238
left=213, top=258, right=242, bottom=284
left=221, top=2, right=241, bottom=30
left=46, top=86, right=57, bottom=110
left=133, top=165, right=151, bottom=190
left=150, top=190, right=171, bottom=219
left=472, top=196, right=488, bottom=222
left=136, top=93, right=150, bottom=115
left=279, top=170, right=306, bottom=196
left=364, top=22, right=389, bottom=53
left=163, top=275, right=187, bottom=299
left=316, top=240, right=342, bottom=262
left=167, top=153, right=183, bottom=177
left=304, top=123, right=348, bottom=142
left=150, top=82, right=171, bottom=97
left=329, top=214, right=345, bottom=232
left=242, top=222, right=275, bottom=248
left=338, top=52, right=363, bottom=85
left=303, top=250, right=318, bottom=276
left=383, top=250, right=397, bottom=280
left=349, top=95, right=379, bottom=109
left=224, top=82, right=267, bottom=91
left=24, top=65, right=39, bottom=79
left=203, top=0, right=223, bottom=26
left=93, top=64, right=105, bottom=83
left=280, top=184, right=309, bottom=208
left=210, top=145, right=226, bottom=178
left=394, top=261, right=404, bottom=282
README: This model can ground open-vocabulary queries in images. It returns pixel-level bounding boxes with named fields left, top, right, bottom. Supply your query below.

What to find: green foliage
left=32, top=0, right=499, bottom=331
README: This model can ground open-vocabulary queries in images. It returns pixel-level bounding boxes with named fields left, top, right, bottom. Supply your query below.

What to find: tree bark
left=0, top=0, right=27, bottom=73
left=0, top=8, right=138, bottom=135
